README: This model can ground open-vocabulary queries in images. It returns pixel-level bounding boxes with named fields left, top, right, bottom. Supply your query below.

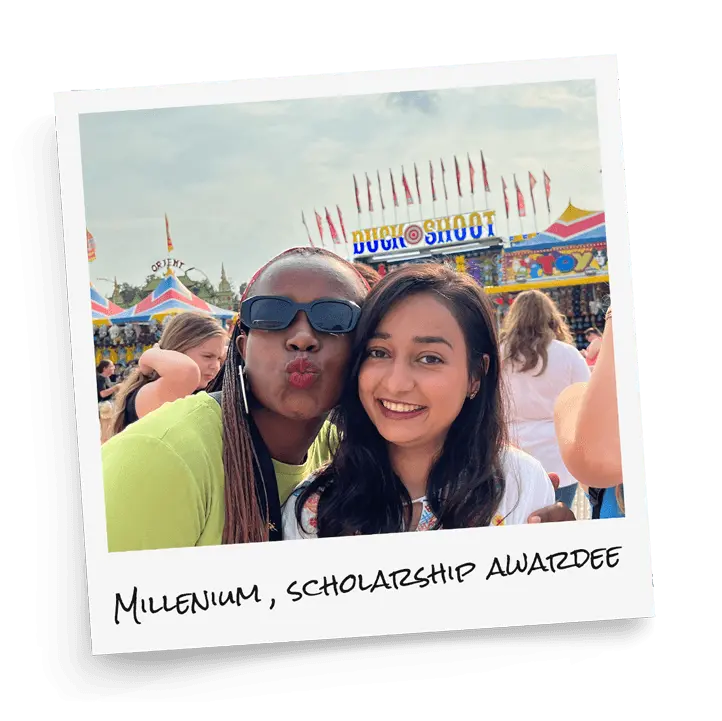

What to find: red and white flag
left=336, top=205, right=348, bottom=243
left=86, top=228, right=96, bottom=262
left=301, top=212, right=315, bottom=247
left=514, top=175, right=526, bottom=218
left=502, top=177, right=510, bottom=219
left=314, top=209, right=325, bottom=244
left=468, top=153, right=475, bottom=195
left=529, top=171, right=537, bottom=215
left=414, top=162, right=422, bottom=204
left=366, top=173, right=374, bottom=213
left=543, top=170, right=551, bottom=213
left=325, top=207, right=340, bottom=244
left=429, top=160, right=437, bottom=202
left=440, top=158, right=448, bottom=200
left=353, top=175, right=361, bottom=214
left=454, top=155, right=462, bottom=197
left=377, top=170, right=385, bottom=211
left=481, top=151, right=490, bottom=192
left=390, top=169, right=399, bottom=207
left=401, top=167, right=414, bottom=205
left=165, top=213, right=174, bottom=252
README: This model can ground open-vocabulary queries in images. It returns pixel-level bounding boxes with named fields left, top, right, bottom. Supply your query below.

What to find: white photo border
left=54, top=54, right=654, bottom=656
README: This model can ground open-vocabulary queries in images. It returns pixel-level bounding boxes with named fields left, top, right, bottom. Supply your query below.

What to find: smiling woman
left=284, top=264, right=555, bottom=539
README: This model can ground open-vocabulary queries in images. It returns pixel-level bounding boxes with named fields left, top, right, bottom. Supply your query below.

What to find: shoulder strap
left=588, top=487, right=606, bottom=520
left=207, top=390, right=282, bottom=541
left=124, top=386, right=140, bottom=427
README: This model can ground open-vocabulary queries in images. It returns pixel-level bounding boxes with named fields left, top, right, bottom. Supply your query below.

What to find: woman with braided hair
left=102, top=247, right=370, bottom=551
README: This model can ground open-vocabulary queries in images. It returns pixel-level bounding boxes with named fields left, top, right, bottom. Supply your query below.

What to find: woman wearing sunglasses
left=283, top=264, right=556, bottom=539
left=102, top=247, right=369, bottom=551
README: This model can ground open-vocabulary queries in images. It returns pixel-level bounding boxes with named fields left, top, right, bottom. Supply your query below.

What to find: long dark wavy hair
left=206, top=247, right=370, bottom=544
left=296, top=263, right=509, bottom=536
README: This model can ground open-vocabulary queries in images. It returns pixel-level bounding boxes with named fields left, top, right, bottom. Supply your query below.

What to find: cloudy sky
left=79, top=79, right=603, bottom=297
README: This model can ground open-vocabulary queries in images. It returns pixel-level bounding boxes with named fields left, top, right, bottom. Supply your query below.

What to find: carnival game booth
left=486, top=203, right=609, bottom=349
left=93, top=272, right=235, bottom=372
left=352, top=209, right=504, bottom=287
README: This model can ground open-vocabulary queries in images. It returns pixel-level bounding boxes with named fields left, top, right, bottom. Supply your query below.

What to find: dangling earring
left=238, top=364, right=250, bottom=415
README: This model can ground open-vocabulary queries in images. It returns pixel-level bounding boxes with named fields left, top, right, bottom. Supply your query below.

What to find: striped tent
left=510, top=203, right=606, bottom=252
left=90, top=284, right=124, bottom=326
left=110, top=272, right=235, bottom=324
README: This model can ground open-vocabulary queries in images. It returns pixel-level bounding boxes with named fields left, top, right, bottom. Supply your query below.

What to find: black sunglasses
left=241, top=295, right=361, bottom=334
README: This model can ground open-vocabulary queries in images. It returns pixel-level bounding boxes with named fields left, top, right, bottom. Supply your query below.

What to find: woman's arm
left=554, top=313, right=621, bottom=487
left=585, top=337, right=602, bottom=363
left=134, top=347, right=201, bottom=419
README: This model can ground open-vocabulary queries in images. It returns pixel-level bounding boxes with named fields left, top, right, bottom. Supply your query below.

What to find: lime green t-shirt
left=102, top=392, right=338, bottom=552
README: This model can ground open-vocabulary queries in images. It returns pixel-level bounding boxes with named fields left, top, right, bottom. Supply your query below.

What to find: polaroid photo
left=54, top=55, right=654, bottom=655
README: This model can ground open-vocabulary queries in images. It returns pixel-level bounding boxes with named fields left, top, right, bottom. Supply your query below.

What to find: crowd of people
left=97, top=248, right=622, bottom=551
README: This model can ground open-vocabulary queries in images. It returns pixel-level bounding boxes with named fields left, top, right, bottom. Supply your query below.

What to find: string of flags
left=303, top=155, right=552, bottom=246
left=87, top=162, right=554, bottom=275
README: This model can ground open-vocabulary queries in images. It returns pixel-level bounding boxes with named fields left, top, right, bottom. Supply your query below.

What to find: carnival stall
left=93, top=271, right=235, bottom=372
left=349, top=202, right=609, bottom=350
left=485, top=203, right=609, bottom=349
left=352, top=209, right=504, bottom=287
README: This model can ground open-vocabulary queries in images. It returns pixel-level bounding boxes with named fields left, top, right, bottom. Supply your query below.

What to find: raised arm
left=133, top=346, right=201, bottom=419
left=554, top=312, right=621, bottom=487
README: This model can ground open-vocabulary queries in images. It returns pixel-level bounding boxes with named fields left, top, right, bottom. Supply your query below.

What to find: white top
left=502, top=339, right=590, bottom=488
left=281, top=446, right=555, bottom=540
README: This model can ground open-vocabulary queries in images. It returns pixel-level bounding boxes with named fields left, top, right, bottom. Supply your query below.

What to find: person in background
left=96, top=360, right=118, bottom=403
left=500, top=290, right=590, bottom=510
left=111, top=312, right=227, bottom=435
left=283, top=265, right=556, bottom=540
left=555, top=308, right=623, bottom=518
left=581, top=327, right=603, bottom=369
left=353, top=262, right=381, bottom=288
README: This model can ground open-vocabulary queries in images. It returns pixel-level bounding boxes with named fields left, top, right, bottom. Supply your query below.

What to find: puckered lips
left=286, top=357, right=320, bottom=390
left=376, top=397, right=428, bottom=420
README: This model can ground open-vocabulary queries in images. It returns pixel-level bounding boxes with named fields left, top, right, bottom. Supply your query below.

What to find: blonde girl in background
left=111, top=311, right=227, bottom=436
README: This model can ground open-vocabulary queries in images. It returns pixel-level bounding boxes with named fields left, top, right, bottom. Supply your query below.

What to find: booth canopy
left=91, top=284, right=124, bottom=326
left=110, top=272, right=235, bottom=324
left=509, top=203, right=606, bottom=252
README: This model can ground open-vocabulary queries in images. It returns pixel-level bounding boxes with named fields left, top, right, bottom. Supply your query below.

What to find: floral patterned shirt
left=281, top=446, right=554, bottom=540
